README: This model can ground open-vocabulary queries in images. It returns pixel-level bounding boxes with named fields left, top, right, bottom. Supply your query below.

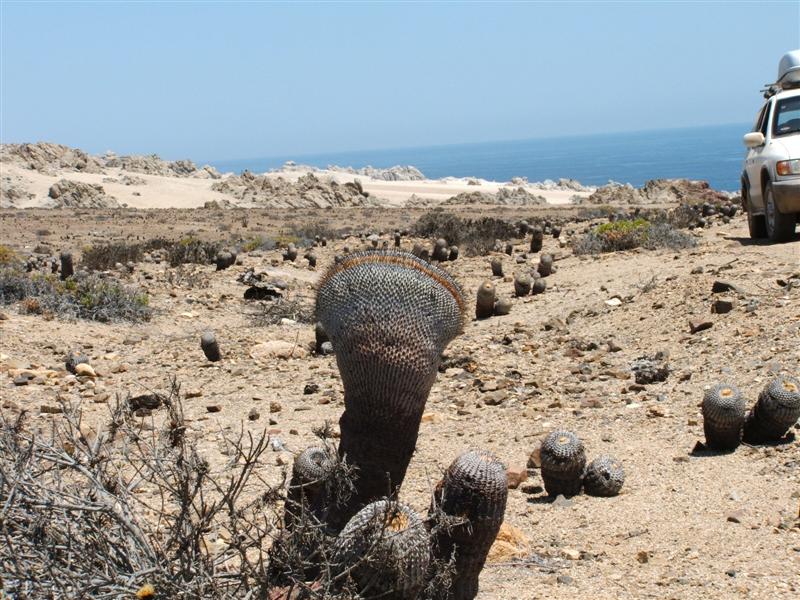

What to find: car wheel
left=764, top=183, right=795, bottom=242
left=744, top=186, right=767, bottom=239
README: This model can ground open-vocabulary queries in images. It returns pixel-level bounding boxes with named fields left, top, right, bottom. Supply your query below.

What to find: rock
left=185, top=389, right=203, bottom=399
left=40, top=404, right=64, bottom=414
left=250, top=340, right=308, bottom=361
left=128, top=394, right=161, bottom=411
left=47, top=179, right=118, bottom=208
left=270, top=401, right=282, bottom=413
left=65, top=350, right=89, bottom=374
left=74, top=363, right=96, bottom=378
left=527, top=447, right=542, bottom=469
left=630, top=355, right=669, bottom=384
left=206, top=405, right=222, bottom=413
left=506, top=463, right=528, bottom=489
left=303, top=383, right=319, bottom=395
left=605, top=297, right=622, bottom=307
left=711, top=298, right=734, bottom=314
left=727, top=510, right=745, bottom=524
left=561, top=548, right=581, bottom=561
left=556, top=575, right=575, bottom=585
left=636, top=550, right=650, bottom=564
left=248, top=408, right=260, bottom=421
left=689, top=319, right=713, bottom=334
left=483, top=390, right=507, bottom=406
left=712, top=280, right=737, bottom=294
left=13, top=376, right=30, bottom=386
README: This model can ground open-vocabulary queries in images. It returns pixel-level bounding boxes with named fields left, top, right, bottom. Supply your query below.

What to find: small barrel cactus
left=60, top=251, right=74, bottom=280
left=331, top=500, right=430, bottom=600
left=518, top=220, right=530, bottom=235
left=448, top=245, right=459, bottom=261
left=429, top=450, right=507, bottom=600
left=504, top=242, right=513, bottom=256
left=475, top=280, right=496, bottom=319
left=432, top=238, right=449, bottom=262
left=200, top=331, right=221, bottom=362
left=283, top=243, right=298, bottom=262
left=490, top=257, right=503, bottom=277
left=538, top=253, right=554, bottom=277
left=513, top=273, right=532, bottom=297
left=284, top=445, right=336, bottom=529
left=531, top=278, right=546, bottom=295
left=65, top=349, right=89, bottom=374
left=316, top=250, right=465, bottom=529
left=216, top=251, right=234, bottom=271
left=583, top=455, right=625, bottom=497
left=529, top=226, right=543, bottom=253
left=702, top=383, right=746, bottom=450
left=743, top=375, right=800, bottom=443
left=314, top=321, right=330, bottom=354
left=394, top=231, right=401, bottom=247
left=540, top=430, right=586, bottom=497
left=493, top=297, right=512, bottom=316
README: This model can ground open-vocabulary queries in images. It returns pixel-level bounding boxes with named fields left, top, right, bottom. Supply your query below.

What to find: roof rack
left=762, top=81, right=800, bottom=99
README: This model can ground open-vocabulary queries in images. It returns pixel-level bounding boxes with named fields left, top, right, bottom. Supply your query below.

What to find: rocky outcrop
left=47, top=179, right=119, bottom=208
left=585, top=178, right=733, bottom=205
left=327, top=164, right=426, bottom=181
left=438, top=186, right=547, bottom=207
left=0, top=177, right=34, bottom=208
left=104, top=153, right=219, bottom=178
left=211, top=172, right=374, bottom=208
left=0, top=143, right=105, bottom=175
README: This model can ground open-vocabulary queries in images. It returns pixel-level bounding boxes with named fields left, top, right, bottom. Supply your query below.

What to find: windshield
left=773, top=96, right=800, bottom=137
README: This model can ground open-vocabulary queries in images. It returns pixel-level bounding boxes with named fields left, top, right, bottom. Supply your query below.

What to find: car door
left=745, top=100, right=772, bottom=209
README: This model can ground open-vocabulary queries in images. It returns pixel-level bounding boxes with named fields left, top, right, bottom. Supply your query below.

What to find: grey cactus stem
left=475, top=280, right=495, bottom=319
left=284, top=446, right=335, bottom=530
left=538, top=253, right=554, bottom=277
left=490, top=257, right=503, bottom=277
left=59, top=251, right=74, bottom=280
left=429, top=450, right=507, bottom=600
left=702, top=383, right=746, bottom=450
left=200, top=331, right=221, bottom=362
left=743, top=376, right=800, bottom=443
left=583, top=455, right=625, bottom=497
left=316, top=250, right=465, bottom=529
left=540, top=429, right=586, bottom=497
left=529, top=226, right=543, bottom=253
left=514, top=273, right=532, bottom=297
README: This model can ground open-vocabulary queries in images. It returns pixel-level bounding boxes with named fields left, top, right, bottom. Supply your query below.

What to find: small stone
left=40, top=404, right=64, bottom=414
left=247, top=408, right=260, bottom=421
left=206, top=405, right=222, bottom=413
left=636, top=550, right=650, bottom=564
left=711, top=298, right=734, bottom=314
left=605, top=297, right=622, bottom=307
left=74, top=363, right=96, bottom=378
left=270, top=401, right=282, bottom=413
left=421, top=412, right=441, bottom=424
left=691, top=266, right=703, bottom=274
left=711, top=280, right=736, bottom=294
left=303, top=383, right=319, bottom=395
left=506, top=463, right=528, bottom=489
left=552, top=494, right=574, bottom=508
left=483, top=390, right=507, bottom=406
left=185, top=389, right=203, bottom=399
left=527, top=447, right=542, bottom=469
left=561, top=548, right=581, bottom=561
left=128, top=394, right=161, bottom=411
left=689, top=319, right=713, bottom=334
left=13, top=376, right=30, bottom=386
left=726, top=510, right=744, bottom=524
left=607, top=340, right=623, bottom=352
left=556, top=575, right=574, bottom=585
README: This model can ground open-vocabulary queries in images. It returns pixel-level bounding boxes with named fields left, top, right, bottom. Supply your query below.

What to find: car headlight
left=776, top=159, right=800, bottom=176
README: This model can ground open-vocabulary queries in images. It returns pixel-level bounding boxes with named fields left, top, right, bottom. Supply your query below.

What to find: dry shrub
left=413, top=212, right=516, bottom=256
left=573, top=218, right=696, bottom=255
left=82, top=241, right=144, bottom=271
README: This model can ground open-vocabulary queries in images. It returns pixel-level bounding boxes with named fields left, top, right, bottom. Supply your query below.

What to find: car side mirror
left=743, top=132, right=766, bottom=148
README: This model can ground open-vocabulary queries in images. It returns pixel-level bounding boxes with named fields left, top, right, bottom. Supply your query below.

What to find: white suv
left=741, top=51, right=800, bottom=242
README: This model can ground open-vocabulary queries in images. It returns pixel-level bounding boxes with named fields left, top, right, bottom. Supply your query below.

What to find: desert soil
left=1, top=206, right=798, bottom=600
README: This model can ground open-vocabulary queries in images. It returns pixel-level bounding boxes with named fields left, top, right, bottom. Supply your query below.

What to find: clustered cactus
left=537, top=429, right=624, bottom=498
left=267, top=249, right=509, bottom=599
left=700, top=376, right=800, bottom=449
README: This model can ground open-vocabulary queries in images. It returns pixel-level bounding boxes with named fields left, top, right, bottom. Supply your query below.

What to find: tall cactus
left=429, top=450, right=508, bottom=600
left=316, top=250, right=466, bottom=528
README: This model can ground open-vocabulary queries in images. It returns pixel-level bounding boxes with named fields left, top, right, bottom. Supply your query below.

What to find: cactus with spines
left=200, top=331, right=221, bottom=362
left=583, top=455, right=625, bottom=497
left=429, top=450, right=508, bottom=600
left=475, top=280, right=495, bottom=319
left=490, top=257, right=503, bottom=277
left=216, top=251, right=235, bottom=271
left=284, top=445, right=336, bottom=530
left=531, top=277, right=546, bottom=295
left=65, top=349, right=89, bottom=374
left=518, top=220, right=530, bottom=236
left=529, top=226, right=543, bottom=253
left=540, top=430, right=586, bottom=497
left=493, top=297, right=512, bottom=316
left=283, top=243, right=298, bottom=262
left=514, top=273, right=532, bottom=297
left=432, top=238, right=449, bottom=262
left=448, top=245, right=459, bottom=261
left=394, top=231, right=402, bottom=247
left=743, top=375, right=800, bottom=443
left=702, top=383, right=746, bottom=450
left=538, top=253, right=554, bottom=277
left=305, top=250, right=317, bottom=268
left=504, top=242, right=513, bottom=256
left=316, top=250, right=465, bottom=529
left=330, top=500, right=430, bottom=600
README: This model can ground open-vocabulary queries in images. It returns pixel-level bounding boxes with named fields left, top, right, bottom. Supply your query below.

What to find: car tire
left=764, top=183, right=795, bottom=242
left=744, top=186, right=767, bottom=239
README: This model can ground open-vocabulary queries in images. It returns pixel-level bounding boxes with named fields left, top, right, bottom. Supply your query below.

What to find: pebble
left=689, top=319, right=713, bottom=334
left=74, top=363, right=96, bottom=378
left=506, top=463, right=528, bottom=489
left=206, top=405, right=222, bottom=413
left=712, top=297, right=734, bottom=314
left=270, top=401, right=282, bottom=413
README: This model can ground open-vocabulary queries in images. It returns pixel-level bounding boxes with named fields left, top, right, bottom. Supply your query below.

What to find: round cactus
left=283, top=243, right=298, bottom=262
left=448, top=245, right=459, bottom=261
left=493, top=297, right=512, bottom=316
left=538, top=253, right=554, bottom=277
left=475, top=280, right=496, bottom=319
left=514, top=273, right=532, bottom=297
left=490, top=257, right=503, bottom=277
left=59, top=251, right=74, bottom=280
left=539, top=430, right=586, bottom=497
left=284, top=445, right=336, bottom=529
left=216, top=251, right=234, bottom=271
left=432, top=238, right=449, bottom=262
left=583, top=455, right=625, bottom=497
left=430, top=450, right=507, bottom=600
left=529, top=226, right=543, bottom=253
left=531, top=278, right=546, bottom=295
left=518, top=220, right=530, bottom=236
left=316, top=250, right=465, bottom=529
left=331, top=500, right=430, bottom=600
left=743, top=376, right=800, bottom=443
left=65, top=349, right=89, bottom=374
left=702, top=383, right=746, bottom=451
left=200, top=331, right=221, bottom=362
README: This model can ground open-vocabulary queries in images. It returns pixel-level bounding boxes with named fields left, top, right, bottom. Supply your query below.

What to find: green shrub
left=0, top=245, right=18, bottom=265
left=573, top=219, right=695, bottom=255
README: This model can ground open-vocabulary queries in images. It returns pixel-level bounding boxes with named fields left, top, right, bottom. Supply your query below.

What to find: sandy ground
left=1, top=204, right=798, bottom=599
left=3, top=162, right=590, bottom=209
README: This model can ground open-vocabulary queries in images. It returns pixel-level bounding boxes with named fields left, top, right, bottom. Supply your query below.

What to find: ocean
left=208, top=123, right=750, bottom=192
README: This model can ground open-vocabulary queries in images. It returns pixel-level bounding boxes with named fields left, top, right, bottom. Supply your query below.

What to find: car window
left=760, top=101, right=771, bottom=137
left=773, top=96, right=800, bottom=137
left=753, top=103, right=767, bottom=132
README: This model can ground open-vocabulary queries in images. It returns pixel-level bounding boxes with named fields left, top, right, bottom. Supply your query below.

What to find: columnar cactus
left=743, top=376, right=800, bottom=443
left=540, top=430, right=586, bottom=497
left=475, top=281, right=496, bottom=319
left=529, top=226, right=543, bottom=253
left=316, top=250, right=466, bottom=528
left=429, top=450, right=508, bottom=600
left=513, top=273, right=532, bottom=297
left=702, top=383, right=746, bottom=450
left=538, top=253, right=554, bottom=277
left=59, top=251, right=74, bottom=280
left=432, top=238, right=449, bottom=262
left=583, top=455, right=625, bottom=497
left=448, top=246, right=459, bottom=261
left=331, top=500, right=430, bottom=600
left=490, top=257, right=503, bottom=277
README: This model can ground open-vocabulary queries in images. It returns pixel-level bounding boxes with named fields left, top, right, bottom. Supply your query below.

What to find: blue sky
left=1, top=1, right=799, bottom=161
